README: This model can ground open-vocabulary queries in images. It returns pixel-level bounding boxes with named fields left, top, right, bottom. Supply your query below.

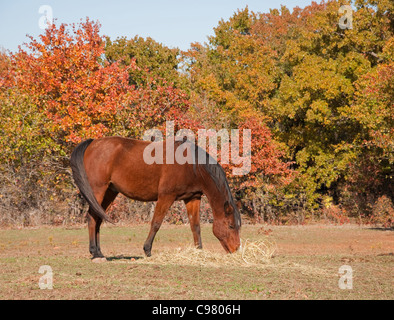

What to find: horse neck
left=200, top=169, right=228, bottom=216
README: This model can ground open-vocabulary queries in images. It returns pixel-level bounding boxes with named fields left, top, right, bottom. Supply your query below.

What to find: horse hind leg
left=88, top=187, right=118, bottom=261
left=87, top=210, right=102, bottom=259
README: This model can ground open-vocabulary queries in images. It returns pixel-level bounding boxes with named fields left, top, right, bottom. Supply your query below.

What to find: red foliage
left=10, top=18, right=197, bottom=144
left=11, top=19, right=132, bottom=142
left=223, top=115, right=294, bottom=191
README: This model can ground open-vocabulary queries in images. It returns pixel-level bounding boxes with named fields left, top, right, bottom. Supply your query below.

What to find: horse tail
left=70, top=139, right=113, bottom=223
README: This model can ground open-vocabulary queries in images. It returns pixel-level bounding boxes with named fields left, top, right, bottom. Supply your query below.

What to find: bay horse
left=70, top=136, right=241, bottom=260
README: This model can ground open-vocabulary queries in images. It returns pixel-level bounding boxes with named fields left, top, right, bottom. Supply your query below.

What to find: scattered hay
left=135, top=238, right=277, bottom=268
left=238, top=238, right=277, bottom=265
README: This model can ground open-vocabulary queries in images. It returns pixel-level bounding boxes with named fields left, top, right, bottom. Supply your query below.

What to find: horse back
left=83, top=137, right=202, bottom=202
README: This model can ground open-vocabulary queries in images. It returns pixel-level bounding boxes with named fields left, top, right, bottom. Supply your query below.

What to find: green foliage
left=185, top=0, right=393, bottom=219
left=0, top=91, right=70, bottom=223
left=105, top=36, right=187, bottom=89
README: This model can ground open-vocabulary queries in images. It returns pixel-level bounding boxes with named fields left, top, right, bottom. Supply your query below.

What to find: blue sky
left=0, top=0, right=314, bottom=53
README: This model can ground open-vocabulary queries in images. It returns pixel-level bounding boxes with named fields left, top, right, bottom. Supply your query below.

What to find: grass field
left=0, top=223, right=392, bottom=300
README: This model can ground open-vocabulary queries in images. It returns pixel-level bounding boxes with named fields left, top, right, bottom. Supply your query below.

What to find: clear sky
left=0, top=0, right=314, bottom=53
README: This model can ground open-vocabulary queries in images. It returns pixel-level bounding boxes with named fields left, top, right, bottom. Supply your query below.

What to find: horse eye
left=229, top=224, right=235, bottom=230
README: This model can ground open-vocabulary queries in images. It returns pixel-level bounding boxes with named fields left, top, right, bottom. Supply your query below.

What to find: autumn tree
left=184, top=1, right=393, bottom=221
left=186, top=8, right=280, bottom=123
left=0, top=48, right=66, bottom=224
left=1, top=0, right=392, bottom=225
left=184, top=8, right=294, bottom=220
left=341, top=35, right=394, bottom=218
left=265, top=0, right=393, bottom=211
left=105, top=36, right=187, bottom=89
left=0, top=19, right=198, bottom=225
left=12, top=19, right=133, bottom=145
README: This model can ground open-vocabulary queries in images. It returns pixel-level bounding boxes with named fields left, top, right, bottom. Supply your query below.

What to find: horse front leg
left=143, top=194, right=175, bottom=257
left=185, top=198, right=202, bottom=249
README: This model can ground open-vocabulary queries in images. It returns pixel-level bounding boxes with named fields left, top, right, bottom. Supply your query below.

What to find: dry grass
left=137, top=238, right=277, bottom=268
left=135, top=238, right=332, bottom=278
left=0, top=224, right=392, bottom=299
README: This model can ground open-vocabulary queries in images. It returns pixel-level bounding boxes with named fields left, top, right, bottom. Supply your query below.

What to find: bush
left=370, top=196, right=394, bottom=228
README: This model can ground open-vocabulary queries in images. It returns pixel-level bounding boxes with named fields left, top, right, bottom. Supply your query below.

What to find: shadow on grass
left=366, top=227, right=394, bottom=231
left=106, top=255, right=144, bottom=261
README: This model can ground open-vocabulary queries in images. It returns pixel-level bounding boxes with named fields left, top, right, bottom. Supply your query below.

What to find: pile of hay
left=136, top=238, right=277, bottom=268
left=237, top=238, right=277, bottom=265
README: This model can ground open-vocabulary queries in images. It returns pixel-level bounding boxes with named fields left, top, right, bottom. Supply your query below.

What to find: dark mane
left=191, top=143, right=241, bottom=228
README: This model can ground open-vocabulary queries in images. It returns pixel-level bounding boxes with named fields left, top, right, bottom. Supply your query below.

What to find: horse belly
left=111, top=164, right=161, bottom=202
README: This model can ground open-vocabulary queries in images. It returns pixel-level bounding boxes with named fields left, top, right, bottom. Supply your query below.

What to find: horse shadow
left=106, top=255, right=144, bottom=261
left=366, top=227, right=393, bottom=231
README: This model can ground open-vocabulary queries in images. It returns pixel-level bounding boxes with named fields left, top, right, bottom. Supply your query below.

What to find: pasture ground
left=0, top=223, right=392, bottom=300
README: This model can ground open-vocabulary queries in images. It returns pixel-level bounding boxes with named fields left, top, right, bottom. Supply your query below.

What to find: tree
left=341, top=35, right=394, bottom=216
left=12, top=19, right=132, bottom=144
left=105, top=36, right=187, bottom=89
left=184, top=8, right=294, bottom=219
left=186, top=8, right=280, bottom=123
left=259, top=0, right=393, bottom=209
left=0, top=19, right=199, bottom=225
left=184, top=1, right=393, bottom=219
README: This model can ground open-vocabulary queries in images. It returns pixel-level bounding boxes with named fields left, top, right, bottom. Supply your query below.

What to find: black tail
left=70, top=139, right=113, bottom=223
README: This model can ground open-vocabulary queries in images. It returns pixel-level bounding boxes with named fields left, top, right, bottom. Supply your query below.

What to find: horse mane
left=191, top=143, right=241, bottom=228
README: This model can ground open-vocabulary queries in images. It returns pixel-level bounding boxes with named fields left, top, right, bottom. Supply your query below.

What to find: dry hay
left=135, top=238, right=277, bottom=268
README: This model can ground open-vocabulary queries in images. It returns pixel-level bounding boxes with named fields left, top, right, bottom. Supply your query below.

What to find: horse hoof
left=92, top=257, right=107, bottom=263
left=143, top=244, right=152, bottom=257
